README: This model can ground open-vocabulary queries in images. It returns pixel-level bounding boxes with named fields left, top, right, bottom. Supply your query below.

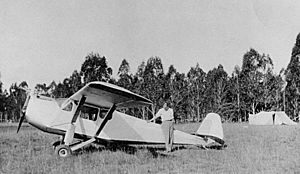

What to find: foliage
left=117, top=59, right=133, bottom=90
left=2, top=34, right=300, bottom=122
left=205, top=65, right=229, bottom=116
left=239, top=48, right=275, bottom=120
left=165, top=65, right=189, bottom=122
left=0, top=82, right=29, bottom=122
left=285, top=32, right=300, bottom=119
left=138, top=57, right=165, bottom=112
left=186, top=63, right=206, bottom=121
left=81, top=52, right=112, bottom=84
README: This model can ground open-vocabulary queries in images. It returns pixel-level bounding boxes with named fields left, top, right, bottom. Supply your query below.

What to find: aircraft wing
left=67, top=81, right=152, bottom=108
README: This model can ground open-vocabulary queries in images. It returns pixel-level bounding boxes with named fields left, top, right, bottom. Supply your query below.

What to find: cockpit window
left=80, top=105, right=99, bottom=121
left=62, top=102, right=73, bottom=112
left=99, top=109, right=108, bottom=119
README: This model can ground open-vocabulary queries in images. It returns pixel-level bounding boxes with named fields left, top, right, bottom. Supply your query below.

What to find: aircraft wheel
left=55, top=145, right=71, bottom=157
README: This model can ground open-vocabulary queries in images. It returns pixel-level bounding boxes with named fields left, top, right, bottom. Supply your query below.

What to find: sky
left=1, top=0, right=300, bottom=90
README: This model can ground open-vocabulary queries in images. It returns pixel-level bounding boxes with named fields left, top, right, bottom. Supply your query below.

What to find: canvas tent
left=249, top=111, right=297, bottom=125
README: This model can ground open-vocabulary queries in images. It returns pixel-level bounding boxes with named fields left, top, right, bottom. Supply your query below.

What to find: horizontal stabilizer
left=196, top=113, right=224, bottom=144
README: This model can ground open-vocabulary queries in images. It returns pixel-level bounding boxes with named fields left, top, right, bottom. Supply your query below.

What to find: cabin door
left=77, top=104, right=100, bottom=136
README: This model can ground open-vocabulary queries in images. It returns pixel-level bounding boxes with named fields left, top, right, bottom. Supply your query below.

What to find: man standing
left=148, top=102, right=174, bottom=152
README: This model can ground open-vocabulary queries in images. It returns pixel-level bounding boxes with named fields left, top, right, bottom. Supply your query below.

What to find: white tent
left=249, top=111, right=297, bottom=125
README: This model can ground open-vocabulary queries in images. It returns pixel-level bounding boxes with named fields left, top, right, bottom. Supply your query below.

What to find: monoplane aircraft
left=17, top=82, right=225, bottom=157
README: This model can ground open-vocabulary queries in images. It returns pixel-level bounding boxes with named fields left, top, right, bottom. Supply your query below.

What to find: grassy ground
left=1, top=123, right=300, bottom=174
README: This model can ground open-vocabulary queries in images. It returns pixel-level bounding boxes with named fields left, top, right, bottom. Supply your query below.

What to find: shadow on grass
left=71, top=139, right=226, bottom=158
left=73, top=143, right=187, bottom=158
left=205, top=142, right=228, bottom=150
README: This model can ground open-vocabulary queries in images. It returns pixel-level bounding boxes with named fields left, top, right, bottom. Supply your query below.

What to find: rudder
left=196, top=113, right=224, bottom=144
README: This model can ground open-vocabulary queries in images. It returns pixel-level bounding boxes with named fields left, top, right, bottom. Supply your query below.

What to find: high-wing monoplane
left=17, top=82, right=225, bottom=157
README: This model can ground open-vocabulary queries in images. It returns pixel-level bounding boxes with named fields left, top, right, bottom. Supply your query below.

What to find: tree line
left=1, top=33, right=300, bottom=123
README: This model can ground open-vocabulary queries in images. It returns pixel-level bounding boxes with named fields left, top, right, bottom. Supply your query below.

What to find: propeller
left=16, top=88, right=31, bottom=133
left=17, top=112, right=26, bottom=133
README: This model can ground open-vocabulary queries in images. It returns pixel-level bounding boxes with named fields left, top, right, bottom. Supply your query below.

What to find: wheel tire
left=55, top=145, right=71, bottom=157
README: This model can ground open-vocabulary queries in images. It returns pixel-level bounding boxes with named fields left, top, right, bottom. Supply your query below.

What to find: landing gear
left=55, top=144, right=72, bottom=157
left=52, top=139, right=95, bottom=157
left=52, top=96, right=115, bottom=157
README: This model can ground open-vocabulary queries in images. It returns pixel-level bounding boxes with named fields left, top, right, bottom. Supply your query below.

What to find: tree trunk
left=142, top=107, right=145, bottom=120
left=4, top=111, right=7, bottom=122
left=293, top=99, right=298, bottom=119
left=237, top=93, right=240, bottom=122
left=283, top=91, right=286, bottom=112
left=197, top=105, right=200, bottom=121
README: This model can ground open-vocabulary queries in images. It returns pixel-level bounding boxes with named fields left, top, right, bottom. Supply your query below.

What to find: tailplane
left=196, top=113, right=224, bottom=145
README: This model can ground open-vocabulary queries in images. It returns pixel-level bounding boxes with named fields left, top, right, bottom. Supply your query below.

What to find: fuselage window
left=79, top=105, right=99, bottom=121
left=99, top=110, right=108, bottom=119
left=62, top=102, right=73, bottom=112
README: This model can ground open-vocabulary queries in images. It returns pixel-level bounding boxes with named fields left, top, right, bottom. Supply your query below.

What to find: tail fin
left=196, top=113, right=224, bottom=144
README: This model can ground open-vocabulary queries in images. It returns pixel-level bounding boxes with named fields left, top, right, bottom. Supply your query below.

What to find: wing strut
left=69, top=104, right=116, bottom=152
left=56, top=96, right=117, bottom=156
left=71, top=95, right=86, bottom=123
left=95, top=104, right=116, bottom=136
left=64, top=95, right=86, bottom=145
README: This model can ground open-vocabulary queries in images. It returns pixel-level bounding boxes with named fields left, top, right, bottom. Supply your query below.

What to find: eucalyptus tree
left=67, top=70, right=83, bottom=96
left=8, top=82, right=28, bottom=121
left=0, top=80, right=5, bottom=121
left=35, top=83, right=49, bottom=96
left=52, top=82, right=67, bottom=98
left=132, top=61, right=146, bottom=94
left=227, top=65, right=243, bottom=122
left=205, top=64, right=229, bottom=120
left=260, top=69, right=284, bottom=111
left=80, top=52, right=113, bottom=84
left=50, top=70, right=83, bottom=98
left=187, top=63, right=206, bottom=121
left=285, top=33, right=300, bottom=119
left=138, top=57, right=165, bottom=112
left=239, top=48, right=274, bottom=116
left=117, top=59, right=133, bottom=90
left=165, top=65, right=189, bottom=122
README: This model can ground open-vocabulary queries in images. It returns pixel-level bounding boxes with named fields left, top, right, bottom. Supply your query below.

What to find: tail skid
left=195, top=113, right=225, bottom=145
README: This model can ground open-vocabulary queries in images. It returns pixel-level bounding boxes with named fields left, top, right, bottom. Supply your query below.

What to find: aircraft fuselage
left=25, top=95, right=210, bottom=147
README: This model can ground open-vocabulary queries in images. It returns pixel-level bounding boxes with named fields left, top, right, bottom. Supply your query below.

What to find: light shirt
left=156, top=108, right=174, bottom=121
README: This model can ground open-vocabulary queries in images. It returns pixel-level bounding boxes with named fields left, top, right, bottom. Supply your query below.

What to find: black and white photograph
left=1, top=0, right=300, bottom=173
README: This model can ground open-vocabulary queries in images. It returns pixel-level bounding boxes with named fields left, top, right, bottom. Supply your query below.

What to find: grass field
left=1, top=123, right=300, bottom=174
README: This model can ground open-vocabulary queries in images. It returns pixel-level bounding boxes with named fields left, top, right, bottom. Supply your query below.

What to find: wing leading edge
left=66, top=81, right=152, bottom=108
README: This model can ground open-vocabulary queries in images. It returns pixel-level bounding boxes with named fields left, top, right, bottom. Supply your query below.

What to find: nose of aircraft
left=19, top=95, right=59, bottom=132
left=25, top=112, right=46, bottom=130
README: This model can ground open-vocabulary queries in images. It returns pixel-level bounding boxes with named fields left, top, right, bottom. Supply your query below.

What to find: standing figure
left=148, top=102, right=174, bottom=152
